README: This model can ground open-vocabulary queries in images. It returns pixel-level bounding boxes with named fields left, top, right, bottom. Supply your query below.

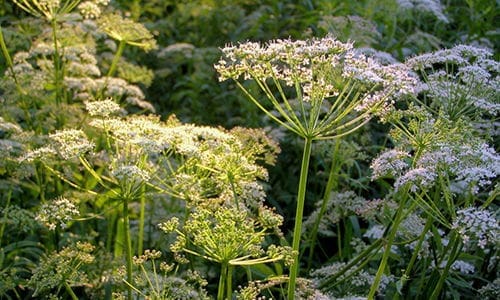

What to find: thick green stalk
left=123, top=196, right=133, bottom=300
left=367, top=194, right=408, bottom=299
left=306, top=139, right=341, bottom=271
left=218, top=262, right=228, bottom=300
left=287, top=137, right=313, bottom=300
left=107, top=40, right=126, bottom=77
left=64, top=281, right=78, bottom=300
left=227, top=264, right=233, bottom=300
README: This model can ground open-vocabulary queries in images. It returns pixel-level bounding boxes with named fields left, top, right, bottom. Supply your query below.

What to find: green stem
left=394, top=215, right=433, bottom=299
left=0, top=25, right=21, bottom=91
left=137, top=184, right=146, bottom=255
left=306, top=139, right=340, bottom=271
left=287, top=137, right=313, bottom=300
left=319, top=237, right=384, bottom=289
left=64, top=281, right=78, bottom=300
left=227, top=264, right=233, bottom=300
left=218, top=262, right=228, bottom=300
left=123, top=196, right=133, bottom=300
left=50, top=19, right=62, bottom=106
left=367, top=193, right=408, bottom=299
left=430, top=233, right=462, bottom=300
left=107, top=40, right=126, bottom=77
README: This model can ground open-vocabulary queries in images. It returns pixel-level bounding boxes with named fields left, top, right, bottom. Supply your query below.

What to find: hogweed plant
left=215, top=36, right=416, bottom=298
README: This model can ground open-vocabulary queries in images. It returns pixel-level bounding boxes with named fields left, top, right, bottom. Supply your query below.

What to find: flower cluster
left=407, top=44, right=499, bottom=123
left=1, top=205, right=38, bottom=233
left=11, top=0, right=80, bottom=21
left=311, top=261, right=394, bottom=298
left=35, top=196, right=80, bottom=230
left=84, top=98, right=123, bottom=117
left=89, top=114, right=278, bottom=206
left=28, top=242, right=95, bottom=297
left=370, top=149, right=410, bottom=179
left=48, top=129, right=94, bottom=160
left=216, top=36, right=416, bottom=139
left=372, top=109, right=499, bottom=194
left=303, top=191, right=366, bottom=237
left=98, top=13, right=157, bottom=51
left=396, top=0, right=449, bottom=23
left=66, top=76, right=156, bottom=112
left=452, top=207, right=499, bottom=249
left=111, top=164, right=151, bottom=186
left=78, top=0, right=110, bottom=19
left=162, top=206, right=291, bottom=266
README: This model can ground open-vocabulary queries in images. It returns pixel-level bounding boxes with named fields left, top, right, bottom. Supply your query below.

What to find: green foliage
left=0, top=0, right=498, bottom=299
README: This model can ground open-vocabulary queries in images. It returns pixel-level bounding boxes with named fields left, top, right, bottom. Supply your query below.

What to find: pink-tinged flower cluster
left=452, top=207, right=499, bottom=249
left=407, top=44, right=499, bottom=118
left=215, top=37, right=417, bottom=138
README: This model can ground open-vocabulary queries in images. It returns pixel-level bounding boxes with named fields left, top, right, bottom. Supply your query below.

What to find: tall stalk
left=0, top=25, right=20, bottom=91
left=287, top=137, right=313, bottom=299
left=367, top=192, right=409, bottom=299
left=218, top=262, right=228, bottom=300
left=306, top=139, right=341, bottom=271
left=50, top=19, right=62, bottom=106
left=0, top=189, right=12, bottom=248
left=137, top=185, right=146, bottom=255
left=122, top=196, right=133, bottom=300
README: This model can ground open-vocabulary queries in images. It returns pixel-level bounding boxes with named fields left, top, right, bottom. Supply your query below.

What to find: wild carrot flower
left=161, top=206, right=289, bottom=264
left=35, top=196, right=80, bottom=230
left=407, top=44, right=499, bottom=124
left=370, top=149, right=411, bottom=180
left=216, top=36, right=416, bottom=298
left=84, top=97, right=122, bottom=117
left=452, top=207, right=499, bottom=249
left=28, top=241, right=95, bottom=297
left=78, top=0, right=109, bottom=19
left=49, top=129, right=94, bottom=160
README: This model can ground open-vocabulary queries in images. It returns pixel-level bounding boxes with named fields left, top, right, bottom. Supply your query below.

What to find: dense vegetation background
left=0, top=0, right=498, bottom=299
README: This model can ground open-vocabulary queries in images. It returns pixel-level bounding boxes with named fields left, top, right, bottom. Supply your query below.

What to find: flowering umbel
left=215, top=36, right=416, bottom=139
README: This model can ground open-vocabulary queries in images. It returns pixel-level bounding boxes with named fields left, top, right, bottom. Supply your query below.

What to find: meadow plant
left=361, top=44, right=499, bottom=299
left=216, top=36, right=416, bottom=298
